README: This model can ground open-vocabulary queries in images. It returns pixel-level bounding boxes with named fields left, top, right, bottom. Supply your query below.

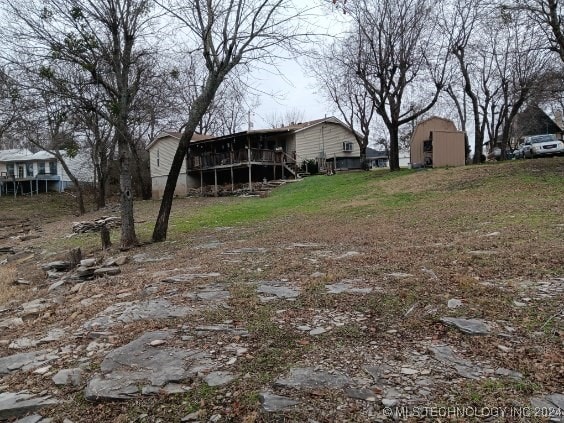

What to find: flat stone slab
left=9, top=328, right=65, bottom=350
left=325, top=282, right=372, bottom=295
left=275, top=367, right=351, bottom=390
left=82, top=299, right=192, bottom=331
left=440, top=317, right=491, bottom=335
left=85, top=331, right=210, bottom=401
left=193, top=325, right=249, bottom=337
left=0, top=317, right=24, bottom=329
left=257, top=282, right=300, bottom=301
left=163, top=273, right=221, bottom=283
left=222, top=248, right=267, bottom=255
left=429, top=345, right=482, bottom=379
left=93, top=267, right=121, bottom=277
left=52, top=368, right=83, bottom=386
left=0, top=392, right=58, bottom=420
left=203, top=371, right=236, bottom=387
left=259, top=392, right=299, bottom=412
left=19, top=299, right=52, bottom=319
left=132, top=253, right=174, bottom=263
left=428, top=345, right=521, bottom=381
left=0, top=350, right=59, bottom=375
left=447, top=299, right=463, bottom=309
left=385, top=273, right=413, bottom=278
left=185, top=285, right=230, bottom=302
left=345, top=387, right=377, bottom=402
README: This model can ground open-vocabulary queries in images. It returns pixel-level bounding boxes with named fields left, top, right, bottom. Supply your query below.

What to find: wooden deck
left=188, top=148, right=294, bottom=171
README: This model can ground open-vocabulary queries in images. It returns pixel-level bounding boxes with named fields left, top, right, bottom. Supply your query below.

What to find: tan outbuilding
left=410, top=117, right=466, bottom=168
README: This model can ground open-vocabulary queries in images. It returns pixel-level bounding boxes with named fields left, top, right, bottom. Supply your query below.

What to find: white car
left=522, top=134, right=564, bottom=158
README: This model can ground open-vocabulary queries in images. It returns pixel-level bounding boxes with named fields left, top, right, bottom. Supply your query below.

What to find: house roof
left=0, top=149, right=57, bottom=162
left=146, top=130, right=214, bottom=150
left=366, top=147, right=388, bottom=159
left=513, top=105, right=562, bottom=137
left=195, top=117, right=356, bottom=143
left=147, top=117, right=357, bottom=149
left=0, top=149, right=33, bottom=161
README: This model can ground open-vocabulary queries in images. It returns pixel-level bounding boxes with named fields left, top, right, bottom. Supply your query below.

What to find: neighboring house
left=366, top=147, right=388, bottom=168
left=147, top=117, right=362, bottom=198
left=410, top=117, right=466, bottom=168
left=0, top=149, right=93, bottom=197
left=510, top=105, right=563, bottom=144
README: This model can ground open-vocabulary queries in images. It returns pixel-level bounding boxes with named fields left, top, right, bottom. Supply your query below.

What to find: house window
left=49, top=161, right=57, bottom=175
left=6, top=163, right=14, bottom=176
left=38, top=162, right=45, bottom=175
left=26, top=163, right=33, bottom=177
left=18, top=165, right=24, bottom=178
left=343, top=141, right=354, bottom=152
left=156, top=149, right=160, bottom=167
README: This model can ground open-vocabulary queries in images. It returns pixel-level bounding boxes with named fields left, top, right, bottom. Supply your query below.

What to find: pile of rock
left=42, top=256, right=126, bottom=284
left=72, top=216, right=121, bottom=234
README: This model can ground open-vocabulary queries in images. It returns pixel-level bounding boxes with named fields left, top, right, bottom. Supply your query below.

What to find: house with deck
left=148, top=117, right=365, bottom=198
left=0, top=149, right=92, bottom=197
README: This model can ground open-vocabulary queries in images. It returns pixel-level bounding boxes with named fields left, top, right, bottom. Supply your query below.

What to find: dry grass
left=0, top=266, right=18, bottom=304
left=0, top=158, right=562, bottom=421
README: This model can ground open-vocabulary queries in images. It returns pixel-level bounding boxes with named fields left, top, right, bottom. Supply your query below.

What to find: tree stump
left=100, top=225, right=111, bottom=250
left=68, top=247, right=82, bottom=268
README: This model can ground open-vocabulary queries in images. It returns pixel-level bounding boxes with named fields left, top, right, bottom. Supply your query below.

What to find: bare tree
left=486, top=10, right=554, bottom=158
left=17, top=76, right=88, bottom=214
left=510, top=0, right=564, bottom=62
left=266, top=108, right=306, bottom=128
left=444, top=0, right=554, bottom=161
left=350, top=0, right=449, bottom=171
left=79, top=110, right=115, bottom=209
left=151, top=0, right=309, bottom=242
left=1, top=0, right=159, bottom=248
left=0, top=67, right=20, bottom=145
left=309, top=40, right=377, bottom=169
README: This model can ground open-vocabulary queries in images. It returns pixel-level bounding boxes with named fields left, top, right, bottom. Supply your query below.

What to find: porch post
left=200, top=170, right=203, bottom=195
left=30, top=180, right=32, bottom=196
left=214, top=168, right=218, bottom=196
left=247, top=136, right=252, bottom=191
left=230, top=143, right=234, bottom=192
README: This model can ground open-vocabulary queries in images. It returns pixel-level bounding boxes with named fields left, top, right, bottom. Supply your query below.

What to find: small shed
left=410, top=117, right=466, bottom=168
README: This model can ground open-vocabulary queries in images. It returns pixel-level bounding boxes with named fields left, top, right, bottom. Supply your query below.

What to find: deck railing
left=188, top=148, right=296, bottom=170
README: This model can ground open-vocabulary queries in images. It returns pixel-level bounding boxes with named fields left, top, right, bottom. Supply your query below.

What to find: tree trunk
left=359, top=145, right=368, bottom=170
left=56, top=153, right=86, bottom=215
left=152, top=73, right=226, bottom=242
left=388, top=125, right=400, bottom=171
left=152, top=130, right=192, bottom=242
left=118, top=138, right=138, bottom=248
left=472, top=122, right=484, bottom=164
left=130, top=145, right=152, bottom=200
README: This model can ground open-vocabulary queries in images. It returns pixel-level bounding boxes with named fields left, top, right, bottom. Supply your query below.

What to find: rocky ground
left=0, top=161, right=562, bottom=422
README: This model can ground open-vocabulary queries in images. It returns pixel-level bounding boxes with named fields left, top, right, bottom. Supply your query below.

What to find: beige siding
left=285, top=134, right=296, bottom=155
left=295, top=122, right=357, bottom=161
left=411, top=117, right=466, bottom=166
left=151, top=171, right=201, bottom=199
left=148, top=136, right=186, bottom=178
left=432, top=132, right=466, bottom=167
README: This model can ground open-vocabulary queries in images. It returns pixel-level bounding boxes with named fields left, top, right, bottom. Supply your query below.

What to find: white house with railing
left=0, top=148, right=93, bottom=197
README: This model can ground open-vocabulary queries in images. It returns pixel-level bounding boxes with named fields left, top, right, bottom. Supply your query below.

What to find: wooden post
left=230, top=144, right=234, bottom=192
left=247, top=137, right=252, bottom=191
left=100, top=225, right=112, bottom=250
left=200, top=170, right=203, bottom=195
left=68, top=247, right=82, bottom=268
left=214, top=168, right=218, bottom=196
left=29, top=180, right=32, bottom=196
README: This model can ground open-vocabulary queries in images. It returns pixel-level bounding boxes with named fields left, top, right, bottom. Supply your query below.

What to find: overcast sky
left=249, top=1, right=350, bottom=129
